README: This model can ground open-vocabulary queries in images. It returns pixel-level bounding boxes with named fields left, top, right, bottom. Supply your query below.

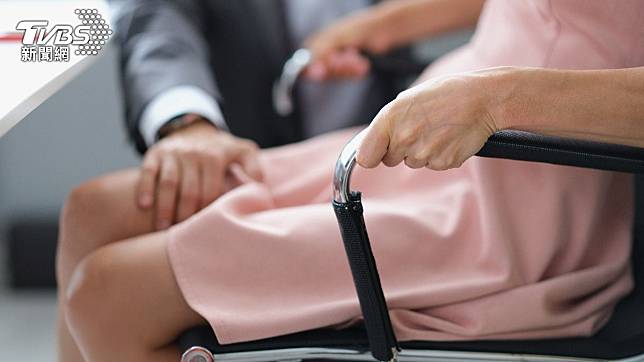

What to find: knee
left=64, top=249, right=119, bottom=336
left=60, top=177, right=113, bottom=235
left=57, top=179, right=113, bottom=279
left=57, top=172, right=136, bottom=261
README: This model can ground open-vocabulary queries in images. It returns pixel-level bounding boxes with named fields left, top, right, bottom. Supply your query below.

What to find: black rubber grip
left=478, top=131, right=644, bottom=174
left=333, top=192, right=398, bottom=361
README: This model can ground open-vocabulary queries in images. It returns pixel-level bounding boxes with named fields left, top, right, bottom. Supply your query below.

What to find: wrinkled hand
left=303, top=8, right=390, bottom=80
left=357, top=70, right=505, bottom=171
left=138, top=120, right=262, bottom=230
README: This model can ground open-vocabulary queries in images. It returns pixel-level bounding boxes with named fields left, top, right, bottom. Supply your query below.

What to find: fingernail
left=157, top=220, right=170, bottom=230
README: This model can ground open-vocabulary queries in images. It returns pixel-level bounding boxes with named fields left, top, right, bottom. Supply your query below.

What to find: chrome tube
left=204, top=346, right=631, bottom=362
left=333, top=129, right=367, bottom=204
left=181, top=346, right=215, bottom=362
left=272, top=48, right=312, bottom=116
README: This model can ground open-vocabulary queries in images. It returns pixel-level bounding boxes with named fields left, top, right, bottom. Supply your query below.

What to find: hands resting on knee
left=136, top=118, right=263, bottom=231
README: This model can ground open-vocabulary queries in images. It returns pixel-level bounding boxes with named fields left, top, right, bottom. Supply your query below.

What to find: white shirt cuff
left=139, top=86, right=227, bottom=147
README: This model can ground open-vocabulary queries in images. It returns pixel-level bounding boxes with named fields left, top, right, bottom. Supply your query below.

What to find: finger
left=382, top=128, right=409, bottom=167
left=383, top=97, right=420, bottom=167
left=357, top=107, right=392, bottom=168
left=365, top=37, right=390, bottom=54
left=200, top=152, right=224, bottom=208
left=333, top=53, right=369, bottom=78
left=156, top=154, right=180, bottom=230
left=238, top=151, right=264, bottom=182
left=425, top=140, right=463, bottom=171
left=137, top=152, right=160, bottom=209
left=176, top=156, right=201, bottom=222
left=426, top=157, right=451, bottom=171
left=405, top=142, right=431, bottom=169
left=303, top=61, right=328, bottom=81
left=351, top=56, right=371, bottom=78
left=227, top=140, right=263, bottom=182
left=404, top=155, right=427, bottom=169
left=342, top=48, right=370, bottom=77
left=327, top=51, right=363, bottom=78
left=382, top=145, right=407, bottom=167
left=306, top=34, right=336, bottom=60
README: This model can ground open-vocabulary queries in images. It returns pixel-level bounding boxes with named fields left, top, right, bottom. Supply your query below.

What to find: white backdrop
left=0, top=44, right=139, bottom=281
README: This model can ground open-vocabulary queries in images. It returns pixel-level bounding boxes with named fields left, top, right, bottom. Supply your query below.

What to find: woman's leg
left=57, top=169, right=156, bottom=361
left=64, top=231, right=205, bottom=361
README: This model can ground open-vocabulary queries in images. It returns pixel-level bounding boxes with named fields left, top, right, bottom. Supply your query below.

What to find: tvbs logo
left=17, top=21, right=92, bottom=46
left=16, top=9, right=112, bottom=62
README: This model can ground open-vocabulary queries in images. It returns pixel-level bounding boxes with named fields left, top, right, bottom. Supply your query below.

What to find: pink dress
left=168, top=0, right=644, bottom=344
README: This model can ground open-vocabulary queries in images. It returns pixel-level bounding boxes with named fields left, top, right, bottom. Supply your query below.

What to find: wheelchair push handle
left=274, top=49, right=427, bottom=117
left=273, top=49, right=312, bottom=117
left=332, top=129, right=400, bottom=362
left=333, top=128, right=367, bottom=204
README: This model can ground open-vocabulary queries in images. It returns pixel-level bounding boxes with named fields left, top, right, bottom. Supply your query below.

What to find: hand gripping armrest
left=332, top=129, right=644, bottom=361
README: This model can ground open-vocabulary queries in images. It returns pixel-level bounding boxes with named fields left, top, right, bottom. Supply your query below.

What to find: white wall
left=0, top=45, right=139, bottom=280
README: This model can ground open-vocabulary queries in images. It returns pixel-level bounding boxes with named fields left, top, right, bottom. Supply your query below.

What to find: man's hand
left=137, top=119, right=262, bottom=230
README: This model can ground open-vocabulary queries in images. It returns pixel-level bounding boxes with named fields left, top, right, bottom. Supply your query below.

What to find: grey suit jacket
left=116, top=0, right=400, bottom=154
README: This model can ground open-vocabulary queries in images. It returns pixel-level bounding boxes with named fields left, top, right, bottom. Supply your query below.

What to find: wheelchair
left=179, top=129, right=644, bottom=362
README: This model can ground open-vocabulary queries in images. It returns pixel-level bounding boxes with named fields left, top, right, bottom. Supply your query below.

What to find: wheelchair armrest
left=332, top=130, right=644, bottom=361
left=477, top=130, right=644, bottom=174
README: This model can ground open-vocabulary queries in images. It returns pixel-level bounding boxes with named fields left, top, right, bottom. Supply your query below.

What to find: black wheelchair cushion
left=179, top=291, right=644, bottom=359
left=179, top=283, right=644, bottom=359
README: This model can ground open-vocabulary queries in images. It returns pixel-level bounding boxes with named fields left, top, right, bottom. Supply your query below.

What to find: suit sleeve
left=113, top=0, right=222, bottom=154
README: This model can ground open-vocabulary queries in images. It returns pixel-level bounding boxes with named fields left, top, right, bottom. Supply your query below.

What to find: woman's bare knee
left=57, top=169, right=154, bottom=284
left=64, top=247, right=122, bottom=360
left=65, top=243, right=154, bottom=361
left=65, top=233, right=205, bottom=361
left=59, top=169, right=152, bottom=239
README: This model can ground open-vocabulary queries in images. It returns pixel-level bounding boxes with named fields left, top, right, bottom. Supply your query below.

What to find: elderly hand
left=357, top=68, right=509, bottom=170
left=137, top=119, right=262, bottom=230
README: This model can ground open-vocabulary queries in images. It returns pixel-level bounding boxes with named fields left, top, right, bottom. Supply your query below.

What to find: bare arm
left=497, top=67, right=644, bottom=148
left=304, top=0, right=485, bottom=80
left=374, top=0, right=486, bottom=51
